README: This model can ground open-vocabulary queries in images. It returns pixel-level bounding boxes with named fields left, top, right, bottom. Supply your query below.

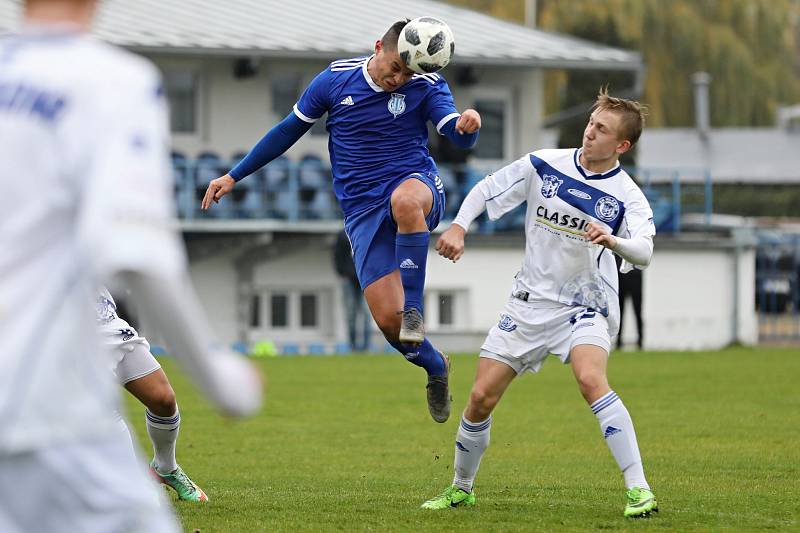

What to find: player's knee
left=373, top=313, right=401, bottom=341
left=574, top=371, right=606, bottom=400
left=468, top=386, right=498, bottom=415
left=148, top=386, right=177, bottom=417
left=391, top=192, right=423, bottom=221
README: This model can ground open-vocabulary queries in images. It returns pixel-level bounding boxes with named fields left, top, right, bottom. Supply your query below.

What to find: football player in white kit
left=0, top=1, right=262, bottom=532
left=97, top=287, right=208, bottom=502
left=423, top=89, right=658, bottom=517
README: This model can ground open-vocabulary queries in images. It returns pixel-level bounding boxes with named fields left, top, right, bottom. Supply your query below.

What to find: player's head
left=370, top=19, right=416, bottom=92
left=582, top=87, right=647, bottom=163
left=24, top=0, right=99, bottom=29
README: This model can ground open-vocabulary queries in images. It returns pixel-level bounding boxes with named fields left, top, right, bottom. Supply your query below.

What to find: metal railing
left=172, top=158, right=712, bottom=234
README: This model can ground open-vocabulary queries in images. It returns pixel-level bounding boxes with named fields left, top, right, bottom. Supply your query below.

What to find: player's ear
left=374, top=40, right=383, bottom=55
left=616, top=139, right=632, bottom=155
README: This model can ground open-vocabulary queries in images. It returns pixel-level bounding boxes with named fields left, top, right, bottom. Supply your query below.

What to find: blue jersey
left=293, top=56, right=460, bottom=217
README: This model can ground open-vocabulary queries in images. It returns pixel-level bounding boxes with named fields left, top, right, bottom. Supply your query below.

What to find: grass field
left=125, top=347, right=800, bottom=532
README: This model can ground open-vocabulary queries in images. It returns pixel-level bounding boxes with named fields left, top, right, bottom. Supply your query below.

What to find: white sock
left=591, top=391, right=650, bottom=490
left=452, top=414, right=492, bottom=493
left=146, top=408, right=180, bottom=474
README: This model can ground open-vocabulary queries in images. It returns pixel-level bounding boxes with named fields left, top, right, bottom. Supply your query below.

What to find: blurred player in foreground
left=202, top=19, right=480, bottom=423
left=423, top=89, right=658, bottom=517
left=97, top=288, right=207, bottom=502
left=0, top=1, right=262, bottom=531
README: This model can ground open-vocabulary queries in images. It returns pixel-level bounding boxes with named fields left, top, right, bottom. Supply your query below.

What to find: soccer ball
left=397, top=17, right=455, bottom=74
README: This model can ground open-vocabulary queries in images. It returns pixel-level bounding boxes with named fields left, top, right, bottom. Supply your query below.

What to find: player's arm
left=200, top=113, right=312, bottom=209
left=585, top=185, right=656, bottom=269
left=201, top=68, right=333, bottom=209
left=438, top=109, right=481, bottom=149
left=79, top=71, right=262, bottom=417
left=584, top=222, right=653, bottom=267
left=436, top=155, right=532, bottom=262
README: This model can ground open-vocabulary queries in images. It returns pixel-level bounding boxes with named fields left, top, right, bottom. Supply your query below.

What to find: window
left=473, top=99, right=505, bottom=159
left=270, top=293, right=288, bottom=328
left=300, top=293, right=318, bottom=327
left=271, top=71, right=302, bottom=116
left=438, top=293, right=454, bottom=326
left=249, top=294, right=261, bottom=328
left=163, top=69, right=197, bottom=133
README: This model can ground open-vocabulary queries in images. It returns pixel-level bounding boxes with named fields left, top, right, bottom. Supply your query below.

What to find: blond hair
left=593, top=87, right=647, bottom=147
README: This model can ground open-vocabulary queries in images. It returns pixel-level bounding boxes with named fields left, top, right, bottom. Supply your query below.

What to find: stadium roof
left=637, top=128, right=800, bottom=183
left=0, top=0, right=642, bottom=70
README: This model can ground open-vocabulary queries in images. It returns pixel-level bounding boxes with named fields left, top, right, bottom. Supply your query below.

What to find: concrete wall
left=180, top=231, right=758, bottom=354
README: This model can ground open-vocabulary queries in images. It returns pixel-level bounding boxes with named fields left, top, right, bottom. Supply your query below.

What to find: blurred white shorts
left=480, top=297, right=612, bottom=375
left=0, top=434, right=178, bottom=533
left=99, top=317, right=161, bottom=384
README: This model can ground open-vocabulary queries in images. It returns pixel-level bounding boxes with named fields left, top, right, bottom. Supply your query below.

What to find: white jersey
left=0, top=28, right=185, bottom=453
left=478, top=148, right=655, bottom=333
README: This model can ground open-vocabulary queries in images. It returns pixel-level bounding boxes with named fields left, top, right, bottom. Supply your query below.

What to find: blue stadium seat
left=281, top=343, right=300, bottom=355
left=298, top=154, right=332, bottom=219
left=232, top=150, right=268, bottom=218
left=196, top=151, right=234, bottom=218
left=265, top=155, right=292, bottom=219
left=307, top=342, right=327, bottom=355
left=171, top=150, right=191, bottom=217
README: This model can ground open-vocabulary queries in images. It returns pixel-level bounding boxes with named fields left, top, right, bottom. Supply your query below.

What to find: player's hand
left=455, top=109, right=481, bottom=134
left=584, top=222, right=617, bottom=249
left=201, top=174, right=236, bottom=210
left=435, top=224, right=467, bottom=262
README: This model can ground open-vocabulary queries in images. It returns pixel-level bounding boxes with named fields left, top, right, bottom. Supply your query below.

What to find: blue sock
left=390, top=338, right=446, bottom=376
left=396, top=231, right=429, bottom=314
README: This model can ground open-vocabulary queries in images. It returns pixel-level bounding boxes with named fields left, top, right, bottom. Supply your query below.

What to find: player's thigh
left=469, top=356, right=517, bottom=405
left=480, top=299, right=551, bottom=374
left=117, top=342, right=162, bottom=386
left=390, top=176, right=434, bottom=218
left=0, top=436, right=178, bottom=533
left=548, top=306, right=612, bottom=363
left=124, top=367, right=176, bottom=416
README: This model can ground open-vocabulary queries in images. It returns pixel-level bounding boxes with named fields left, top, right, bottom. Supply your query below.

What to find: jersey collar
left=362, top=55, right=384, bottom=93
left=573, top=148, right=622, bottom=180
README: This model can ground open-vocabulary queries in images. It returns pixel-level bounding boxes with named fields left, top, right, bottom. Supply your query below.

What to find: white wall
left=147, top=54, right=542, bottom=166
left=182, top=233, right=758, bottom=353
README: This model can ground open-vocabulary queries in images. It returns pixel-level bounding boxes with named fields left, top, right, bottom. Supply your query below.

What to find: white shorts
left=480, top=297, right=612, bottom=375
left=99, top=317, right=161, bottom=384
left=0, top=434, right=179, bottom=533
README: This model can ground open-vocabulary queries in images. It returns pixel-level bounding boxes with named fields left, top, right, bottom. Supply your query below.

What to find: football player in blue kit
left=202, top=19, right=481, bottom=423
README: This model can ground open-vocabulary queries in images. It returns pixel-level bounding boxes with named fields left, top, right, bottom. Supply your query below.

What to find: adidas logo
left=400, top=258, right=418, bottom=269
left=340, top=95, right=354, bottom=106
left=604, top=426, right=622, bottom=439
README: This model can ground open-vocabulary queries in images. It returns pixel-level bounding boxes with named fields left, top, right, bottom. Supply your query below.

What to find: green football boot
left=421, top=485, right=476, bottom=510
left=150, top=460, right=209, bottom=502
left=624, top=487, right=658, bottom=517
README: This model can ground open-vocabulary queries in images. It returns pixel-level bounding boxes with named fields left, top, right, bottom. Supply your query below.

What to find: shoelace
left=402, top=309, right=423, bottom=330
left=170, top=469, right=197, bottom=493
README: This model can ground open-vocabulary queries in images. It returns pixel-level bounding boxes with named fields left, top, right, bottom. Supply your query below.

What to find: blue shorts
left=344, top=172, right=445, bottom=290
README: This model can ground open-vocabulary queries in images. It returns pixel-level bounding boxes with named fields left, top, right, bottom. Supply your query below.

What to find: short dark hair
left=381, top=19, right=410, bottom=50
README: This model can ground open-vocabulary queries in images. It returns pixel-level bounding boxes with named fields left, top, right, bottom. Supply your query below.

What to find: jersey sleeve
left=293, top=68, right=332, bottom=123
left=621, top=183, right=656, bottom=240
left=77, top=68, right=186, bottom=280
left=422, top=76, right=460, bottom=134
left=478, top=155, right=534, bottom=220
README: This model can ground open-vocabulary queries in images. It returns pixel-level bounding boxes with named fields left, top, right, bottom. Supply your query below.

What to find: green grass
left=124, top=347, right=800, bottom=532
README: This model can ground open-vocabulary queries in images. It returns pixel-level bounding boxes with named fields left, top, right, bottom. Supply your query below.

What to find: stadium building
left=0, top=0, right=771, bottom=352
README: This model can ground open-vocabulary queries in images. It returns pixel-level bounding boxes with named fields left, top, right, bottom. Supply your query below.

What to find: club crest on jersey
left=541, top=174, right=563, bottom=198
left=498, top=314, right=517, bottom=332
left=388, top=93, right=406, bottom=117
left=594, top=196, right=620, bottom=222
